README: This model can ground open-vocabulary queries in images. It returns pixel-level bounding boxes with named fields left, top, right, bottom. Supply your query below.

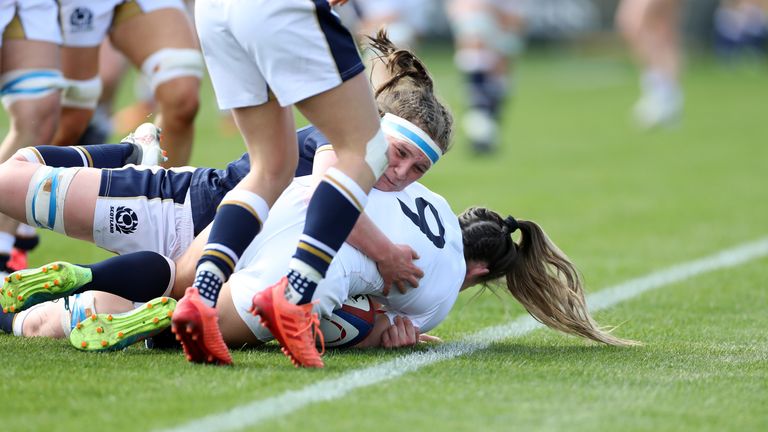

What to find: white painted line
left=159, top=237, right=768, bottom=432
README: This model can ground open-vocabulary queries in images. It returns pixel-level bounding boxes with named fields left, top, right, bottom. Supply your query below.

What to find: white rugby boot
left=121, top=123, right=168, bottom=166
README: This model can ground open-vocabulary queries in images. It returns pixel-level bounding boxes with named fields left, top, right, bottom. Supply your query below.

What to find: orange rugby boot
left=250, top=277, right=324, bottom=368
left=171, top=287, right=232, bottom=365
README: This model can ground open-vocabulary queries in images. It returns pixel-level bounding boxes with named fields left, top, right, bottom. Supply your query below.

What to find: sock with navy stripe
left=29, top=144, right=138, bottom=168
left=468, top=71, right=506, bottom=119
left=193, top=190, right=269, bottom=307
left=286, top=168, right=368, bottom=304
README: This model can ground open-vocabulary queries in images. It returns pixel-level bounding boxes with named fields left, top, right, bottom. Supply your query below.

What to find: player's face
left=374, top=135, right=432, bottom=192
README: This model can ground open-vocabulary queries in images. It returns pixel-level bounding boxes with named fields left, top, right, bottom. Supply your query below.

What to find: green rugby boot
left=70, top=297, right=177, bottom=352
left=0, top=262, right=92, bottom=313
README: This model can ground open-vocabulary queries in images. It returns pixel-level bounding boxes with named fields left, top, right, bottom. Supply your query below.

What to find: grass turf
left=0, top=45, right=766, bottom=431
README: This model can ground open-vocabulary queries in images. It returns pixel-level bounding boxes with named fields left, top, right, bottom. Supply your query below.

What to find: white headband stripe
left=381, top=113, right=441, bottom=165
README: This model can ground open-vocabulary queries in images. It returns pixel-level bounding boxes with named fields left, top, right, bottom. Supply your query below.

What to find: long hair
left=365, top=29, right=454, bottom=154
left=459, top=207, right=639, bottom=346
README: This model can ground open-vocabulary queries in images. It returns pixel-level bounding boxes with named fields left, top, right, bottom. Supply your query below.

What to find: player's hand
left=377, top=244, right=423, bottom=296
left=327, top=0, right=349, bottom=6
left=381, top=316, right=419, bottom=348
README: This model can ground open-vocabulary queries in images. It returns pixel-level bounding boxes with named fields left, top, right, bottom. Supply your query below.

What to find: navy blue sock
left=33, top=144, right=136, bottom=168
left=194, top=190, right=269, bottom=306
left=0, top=310, right=14, bottom=333
left=467, top=71, right=505, bottom=118
left=14, top=235, right=39, bottom=251
left=75, top=251, right=173, bottom=303
left=287, top=168, right=367, bottom=304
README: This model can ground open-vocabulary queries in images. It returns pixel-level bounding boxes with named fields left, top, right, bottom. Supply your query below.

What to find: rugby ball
left=320, top=295, right=376, bottom=348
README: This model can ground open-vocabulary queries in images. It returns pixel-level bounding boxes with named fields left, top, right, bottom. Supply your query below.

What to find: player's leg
left=0, top=159, right=192, bottom=246
left=0, top=6, right=64, bottom=276
left=13, top=123, right=165, bottom=169
left=616, top=0, right=683, bottom=127
left=0, top=288, right=174, bottom=354
left=447, top=0, right=523, bottom=153
left=51, top=46, right=102, bottom=146
left=171, top=100, right=293, bottom=365
left=78, top=40, right=129, bottom=146
left=170, top=223, right=211, bottom=299
left=216, top=282, right=264, bottom=348
left=0, top=5, right=63, bottom=159
left=167, top=0, right=295, bottom=365
left=0, top=39, right=62, bottom=160
left=0, top=251, right=176, bottom=313
left=247, top=0, right=386, bottom=368
left=0, top=301, right=65, bottom=337
left=0, top=145, right=144, bottom=273
left=109, top=2, right=202, bottom=167
left=0, top=162, right=98, bottom=280
left=286, top=72, right=382, bottom=302
left=0, top=163, right=199, bottom=316
left=0, top=291, right=132, bottom=339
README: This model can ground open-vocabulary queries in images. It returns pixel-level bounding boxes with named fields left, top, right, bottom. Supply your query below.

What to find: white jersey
left=229, top=177, right=466, bottom=341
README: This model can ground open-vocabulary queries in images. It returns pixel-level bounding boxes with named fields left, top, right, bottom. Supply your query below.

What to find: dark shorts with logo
left=93, top=166, right=196, bottom=259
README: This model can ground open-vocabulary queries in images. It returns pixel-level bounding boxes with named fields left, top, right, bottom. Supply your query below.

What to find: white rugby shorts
left=195, top=0, right=365, bottom=109
left=0, top=0, right=62, bottom=47
left=59, top=0, right=186, bottom=47
left=92, top=165, right=195, bottom=260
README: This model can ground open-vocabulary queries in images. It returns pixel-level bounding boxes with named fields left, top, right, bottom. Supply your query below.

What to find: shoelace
left=288, top=303, right=325, bottom=356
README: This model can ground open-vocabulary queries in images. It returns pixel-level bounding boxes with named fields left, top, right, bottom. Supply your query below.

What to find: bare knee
left=6, top=95, right=61, bottom=147
left=21, top=305, right=64, bottom=338
left=155, top=78, right=200, bottom=128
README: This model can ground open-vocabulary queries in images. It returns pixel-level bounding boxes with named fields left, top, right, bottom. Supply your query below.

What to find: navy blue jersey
left=189, top=125, right=331, bottom=235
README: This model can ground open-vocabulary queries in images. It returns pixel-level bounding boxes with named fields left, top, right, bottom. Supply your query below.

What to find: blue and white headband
left=381, top=113, right=442, bottom=165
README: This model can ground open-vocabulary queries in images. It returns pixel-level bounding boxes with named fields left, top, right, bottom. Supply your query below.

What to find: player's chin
left=373, top=178, right=397, bottom=192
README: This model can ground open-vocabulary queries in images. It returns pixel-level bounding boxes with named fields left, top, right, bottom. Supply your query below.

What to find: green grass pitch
left=0, top=45, right=766, bottom=431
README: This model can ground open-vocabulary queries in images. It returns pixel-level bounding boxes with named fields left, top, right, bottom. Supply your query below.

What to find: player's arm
left=311, top=145, right=424, bottom=295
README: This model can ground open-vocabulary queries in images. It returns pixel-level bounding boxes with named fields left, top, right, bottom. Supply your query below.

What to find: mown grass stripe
left=159, top=237, right=768, bottom=432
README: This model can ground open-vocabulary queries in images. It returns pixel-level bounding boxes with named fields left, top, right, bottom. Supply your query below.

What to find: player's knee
left=156, top=80, right=200, bottom=127
left=21, top=314, right=44, bottom=337
left=249, top=149, right=298, bottom=188
left=0, top=68, right=65, bottom=111
left=61, top=76, right=102, bottom=110
left=7, top=95, right=60, bottom=143
left=25, top=166, right=81, bottom=234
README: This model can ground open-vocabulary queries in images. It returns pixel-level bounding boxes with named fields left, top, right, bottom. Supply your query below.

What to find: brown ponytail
left=365, top=29, right=453, bottom=154
left=459, top=207, right=639, bottom=346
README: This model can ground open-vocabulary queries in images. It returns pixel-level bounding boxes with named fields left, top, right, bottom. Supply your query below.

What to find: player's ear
left=461, top=261, right=490, bottom=290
